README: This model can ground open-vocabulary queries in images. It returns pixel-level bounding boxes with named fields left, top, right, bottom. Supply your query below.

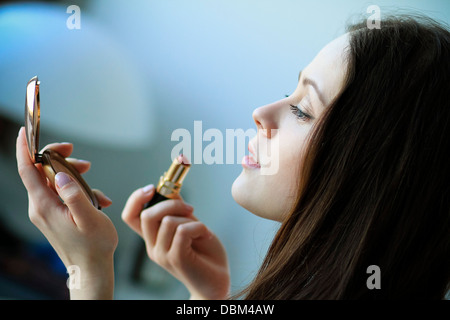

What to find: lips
left=243, top=143, right=261, bottom=169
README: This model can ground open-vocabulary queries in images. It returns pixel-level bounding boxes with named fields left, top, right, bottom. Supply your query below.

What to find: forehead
left=301, top=34, right=350, bottom=106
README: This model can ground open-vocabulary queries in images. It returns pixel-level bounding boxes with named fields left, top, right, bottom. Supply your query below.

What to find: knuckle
left=175, top=223, right=190, bottom=237
left=140, top=208, right=156, bottom=222
left=161, top=215, right=177, bottom=228
left=63, top=188, right=84, bottom=204
left=28, top=207, right=47, bottom=227
left=28, top=211, right=40, bottom=225
left=131, top=188, right=143, bottom=202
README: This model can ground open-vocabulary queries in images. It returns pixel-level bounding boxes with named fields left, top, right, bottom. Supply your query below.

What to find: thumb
left=55, top=172, right=95, bottom=224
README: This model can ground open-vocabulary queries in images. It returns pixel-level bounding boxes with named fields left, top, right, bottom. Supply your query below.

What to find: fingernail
left=142, top=184, right=154, bottom=194
left=55, top=172, right=72, bottom=188
left=66, top=158, right=90, bottom=164
left=103, top=194, right=113, bottom=203
left=76, top=159, right=91, bottom=165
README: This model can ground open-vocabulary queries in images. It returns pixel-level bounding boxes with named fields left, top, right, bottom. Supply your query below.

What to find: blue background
left=0, top=0, right=448, bottom=299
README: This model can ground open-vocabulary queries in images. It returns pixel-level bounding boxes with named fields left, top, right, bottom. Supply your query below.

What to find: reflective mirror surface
left=24, top=76, right=99, bottom=209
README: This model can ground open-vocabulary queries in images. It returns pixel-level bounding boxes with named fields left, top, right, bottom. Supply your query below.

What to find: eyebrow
left=298, top=70, right=327, bottom=107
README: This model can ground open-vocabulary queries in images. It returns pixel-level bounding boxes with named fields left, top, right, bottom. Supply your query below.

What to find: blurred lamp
left=0, top=2, right=156, bottom=149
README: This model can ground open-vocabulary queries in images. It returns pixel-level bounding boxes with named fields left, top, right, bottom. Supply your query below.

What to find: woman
left=16, top=14, right=450, bottom=299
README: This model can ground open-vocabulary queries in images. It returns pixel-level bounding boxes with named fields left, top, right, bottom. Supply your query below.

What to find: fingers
left=16, top=127, right=59, bottom=205
left=141, top=199, right=194, bottom=248
left=122, top=185, right=156, bottom=236
left=55, top=172, right=98, bottom=228
left=171, top=221, right=212, bottom=258
left=122, top=184, right=202, bottom=268
left=41, top=142, right=91, bottom=175
left=66, top=158, right=91, bottom=174
left=18, top=127, right=108, bottom=233
left=148, top=219, right=212, bottom=271
left=41, top=142, right=73, bottom=158
left=18, top=125, right=91, bottom=179
left=155, top=216, right=193, bottom=254
left=93, top=189, right=112, bottom=208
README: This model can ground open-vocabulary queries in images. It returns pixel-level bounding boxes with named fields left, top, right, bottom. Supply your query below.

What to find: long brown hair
left=240, top=14, right=450, bottom=299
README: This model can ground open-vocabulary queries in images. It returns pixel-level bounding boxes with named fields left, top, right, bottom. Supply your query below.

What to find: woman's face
left=232, top=34, right=350, bottom=221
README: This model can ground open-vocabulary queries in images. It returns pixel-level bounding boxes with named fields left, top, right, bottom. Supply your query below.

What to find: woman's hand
left=122, top=185, right=230, bottom=300
left=16, top=127, right=118, bottom=300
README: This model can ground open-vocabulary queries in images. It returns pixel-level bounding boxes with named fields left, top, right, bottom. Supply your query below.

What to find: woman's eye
left=290, top=104, right=313, bottom=120
left=285, top=95, right=314, bottom=121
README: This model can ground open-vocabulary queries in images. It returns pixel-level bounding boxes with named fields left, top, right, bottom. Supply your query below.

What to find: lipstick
left=132, top=154, right=191, bottom=282
left=143, top=154, right=191, bottom=209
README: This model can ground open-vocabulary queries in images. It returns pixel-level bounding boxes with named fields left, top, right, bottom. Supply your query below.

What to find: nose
left=252, top=100, right=282, bottom=138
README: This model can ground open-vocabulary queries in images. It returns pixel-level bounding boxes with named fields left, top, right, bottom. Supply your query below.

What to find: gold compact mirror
left=25, top=76, right=100, bottom=209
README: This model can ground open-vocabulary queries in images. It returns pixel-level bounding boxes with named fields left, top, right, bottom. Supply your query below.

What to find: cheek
left=231, top=129, right=308, bottom=221
left=276, top=134, right=306, bottom=197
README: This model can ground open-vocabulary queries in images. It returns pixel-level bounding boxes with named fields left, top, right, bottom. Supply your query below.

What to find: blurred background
left=0, top=0, right=448, bottom=299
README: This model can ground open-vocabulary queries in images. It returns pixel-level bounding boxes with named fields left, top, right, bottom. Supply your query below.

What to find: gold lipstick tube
left=143, top=154, right=191, bottom=208
left=132, top=155, right=191, bottom=282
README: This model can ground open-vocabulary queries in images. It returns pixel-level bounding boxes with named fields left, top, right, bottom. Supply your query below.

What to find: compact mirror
left=25, top=76, right=100, bottom=209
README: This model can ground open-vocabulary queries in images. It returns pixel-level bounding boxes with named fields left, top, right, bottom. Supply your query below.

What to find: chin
left=231, top=172, right=282, bottom=221
left=231, top=172, right=247, bottom=207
